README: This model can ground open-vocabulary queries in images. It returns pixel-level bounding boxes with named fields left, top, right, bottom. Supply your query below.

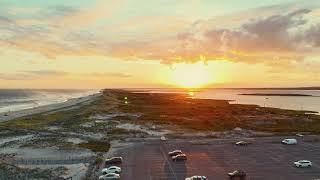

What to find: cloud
left=0, top=70, right=132, bottom=81
left=51, top=0, right=125, bottom=28
left=1, top=2, right=320, bottom=65
left=109, top=8, right=319, bottom=64
left=0, top=16, right=12, bottom=24
left=301, top=24, right=320, bottom=47
left=0, top=70, right=68, bottom=80
left=0, top=73, right=34, bottom=80
left=86, top=72, right=132, bottom=78
left=22, top=70, right=68, bottom=76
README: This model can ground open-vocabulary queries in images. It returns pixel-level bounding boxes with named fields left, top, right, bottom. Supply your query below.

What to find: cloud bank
left=1, top=2, right=320, bottom=65
left=109, top=8, right=320, bottom=65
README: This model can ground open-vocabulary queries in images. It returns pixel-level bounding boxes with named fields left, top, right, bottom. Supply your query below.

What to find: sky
left=0, top=0, right=320, bottom=89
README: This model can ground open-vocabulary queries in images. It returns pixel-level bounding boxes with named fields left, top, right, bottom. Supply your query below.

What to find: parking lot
left=108, top=136, right=320, bottom=180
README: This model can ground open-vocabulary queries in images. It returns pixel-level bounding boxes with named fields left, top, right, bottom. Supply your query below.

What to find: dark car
left=172, top=154, right=187, bottom=161
left=105, top=157, right=123, bottom=165
left=168, top=150, right=183, bottom=156
left=228, top=170, right=246, bottom=178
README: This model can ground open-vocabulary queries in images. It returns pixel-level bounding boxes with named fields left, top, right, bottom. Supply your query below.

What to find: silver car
left=185, top=175, right=207, bottom=180
left=99, top=173, right=120, bottom=180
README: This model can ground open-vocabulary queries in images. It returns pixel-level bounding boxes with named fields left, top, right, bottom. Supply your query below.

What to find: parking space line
left=159, top=144, right=178, bottom=180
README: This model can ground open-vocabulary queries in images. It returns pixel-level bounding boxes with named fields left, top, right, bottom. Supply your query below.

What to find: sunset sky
left=1, top=0, right=320, bottom=89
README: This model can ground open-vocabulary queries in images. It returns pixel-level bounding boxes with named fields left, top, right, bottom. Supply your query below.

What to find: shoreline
left=239, top=93, right=315, bottom=97
left=0, top=92, right=102, bottom=122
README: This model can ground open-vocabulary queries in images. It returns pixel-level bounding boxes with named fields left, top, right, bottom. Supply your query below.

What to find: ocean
left=0, top=89, right=99, bottom=113
left=132, top=88, right=320, bottom=114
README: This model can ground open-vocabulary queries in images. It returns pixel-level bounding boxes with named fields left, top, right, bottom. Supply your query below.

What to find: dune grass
left=78, top=141, right=110, bottom=153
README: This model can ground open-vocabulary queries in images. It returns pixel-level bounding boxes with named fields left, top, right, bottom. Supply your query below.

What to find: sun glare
left=170, top=61, right=211, bottom=88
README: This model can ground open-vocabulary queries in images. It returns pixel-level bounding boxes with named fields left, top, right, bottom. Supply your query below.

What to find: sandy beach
left=0, top=92, right=102, bottom=123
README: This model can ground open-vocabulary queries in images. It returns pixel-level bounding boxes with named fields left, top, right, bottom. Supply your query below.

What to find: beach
left=0, top=92, right=102, bottom=123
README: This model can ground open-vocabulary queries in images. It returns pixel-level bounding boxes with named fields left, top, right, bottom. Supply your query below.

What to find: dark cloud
left=301, top=24, right=320, bottom=47
left=164, top=9, right=317, bottom=63
left=239, top=9, right=311, bottom=51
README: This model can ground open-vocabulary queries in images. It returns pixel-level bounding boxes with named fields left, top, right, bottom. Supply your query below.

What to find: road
left=106, top=136, right=320, bottom=180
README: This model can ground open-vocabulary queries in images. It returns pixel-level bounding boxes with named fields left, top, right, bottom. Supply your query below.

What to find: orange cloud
left=1, top=5, right=320, bottom=66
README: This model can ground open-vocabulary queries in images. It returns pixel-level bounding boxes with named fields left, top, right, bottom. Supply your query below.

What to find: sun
left=170, top=61, right=211, bottom=88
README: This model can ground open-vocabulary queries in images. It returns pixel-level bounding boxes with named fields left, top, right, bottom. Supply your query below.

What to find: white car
left=282, top=138, right=297, bottom=145
left=294, top=160, right=312, bottom=168
left=185, top=175, right=207, bottom=180
left=168, top=150, right=183, bottom=156
left=102, top=166, right=121, bottom=174
left=235, top=141, right=250, bottom=146
left=161, top=136, right=167, bottom=141
left=99, top=173, right=120, bottom=180
left=296, top=133, right=304, bottom=137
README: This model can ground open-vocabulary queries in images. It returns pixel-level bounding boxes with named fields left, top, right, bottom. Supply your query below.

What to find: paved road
left=106, top=136, right=320, bottom=180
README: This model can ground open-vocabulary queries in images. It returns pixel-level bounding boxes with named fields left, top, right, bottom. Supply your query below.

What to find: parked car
left=161, top=136, right=167, bottom=141
left=296, top=133, right=304, bottom=137
left=294, top=160, right=312, bottom=168
left=235, top=141, right=250, bottom=146
left=172, top=154, right=187, bottom=161
left=185, top=175, right=207, bottom=180
left=282, top=138, right=297, bottom=145
left=102, top=166, right=121, bottom=174
left=99, top=173, right=120, bottom=180
left=105, top=157, right=123, bottom=165
left=228, top=170, right=246, bottom=178
left=168, top=150, right=183, bottom=156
